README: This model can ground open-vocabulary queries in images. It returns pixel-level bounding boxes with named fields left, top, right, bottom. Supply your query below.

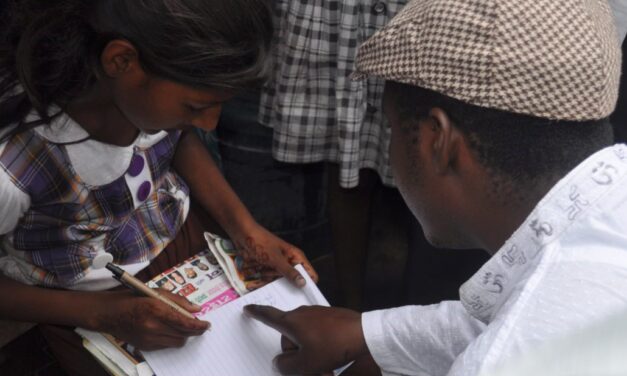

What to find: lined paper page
left=143, top=265, right=328, bottom=376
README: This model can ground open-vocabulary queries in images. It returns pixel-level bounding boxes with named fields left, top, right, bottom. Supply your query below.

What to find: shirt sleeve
left=362, top=301, right=486, bottom=376
left=0, top=144, right=31, bottom=235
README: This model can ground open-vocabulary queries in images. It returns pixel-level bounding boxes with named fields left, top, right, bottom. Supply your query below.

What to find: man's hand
left=91, top=290, right=210, bottom=350
left=243, top=305, right=370, bottom=375
left=233, top=224, right=318, bottom=288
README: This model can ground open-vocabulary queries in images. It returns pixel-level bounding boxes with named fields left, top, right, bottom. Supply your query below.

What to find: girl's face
left=101, top=40, right=234, bottom=134
left=113, top=74, right=232, bottom=134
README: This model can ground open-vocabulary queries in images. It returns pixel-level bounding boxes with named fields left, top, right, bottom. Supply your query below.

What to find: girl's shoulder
left=0, top=125, right=63, bottom=196
left=0, top=129, right=33, bottom=232
left=0, top=110, right=84, bottom=199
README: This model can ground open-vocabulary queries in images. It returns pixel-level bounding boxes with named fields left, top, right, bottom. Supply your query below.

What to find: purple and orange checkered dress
left=0, top=123, right=189, bottom=288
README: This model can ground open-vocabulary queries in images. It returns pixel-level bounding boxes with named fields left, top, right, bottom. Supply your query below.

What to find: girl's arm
left=173, top=130, right=257, bottom=241
left=172, top=131, right=318, bottom=285
left=0, top=275, right=101, bottom=328
left=0, top=275, right=208, bottom=349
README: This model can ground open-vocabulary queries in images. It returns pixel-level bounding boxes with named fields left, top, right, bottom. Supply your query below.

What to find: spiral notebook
left=142, top=265, right=332, bottom=376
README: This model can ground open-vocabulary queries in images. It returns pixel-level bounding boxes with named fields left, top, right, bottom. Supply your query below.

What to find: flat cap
left=354, top=0, right=622, bottom=121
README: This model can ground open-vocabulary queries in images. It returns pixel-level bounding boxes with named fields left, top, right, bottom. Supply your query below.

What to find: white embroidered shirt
left=362, top=144, right=627, bottom=375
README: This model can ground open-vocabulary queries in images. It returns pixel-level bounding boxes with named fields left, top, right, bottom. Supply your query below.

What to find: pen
left=106, top=263, right=196, bottom=319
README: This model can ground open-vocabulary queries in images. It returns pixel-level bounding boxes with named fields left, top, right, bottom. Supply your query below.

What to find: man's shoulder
left=489, top=245, right=627, bottom=355
left=452, top=252, right=627, bottom=375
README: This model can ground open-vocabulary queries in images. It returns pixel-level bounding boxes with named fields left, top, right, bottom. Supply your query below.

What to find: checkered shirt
left=259, top=0, right=409, bottom=188
left=0, top=129, right=188, bottom=287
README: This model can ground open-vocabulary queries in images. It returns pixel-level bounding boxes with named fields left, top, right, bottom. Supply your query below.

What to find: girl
left=0, top=0, right=317, bottom=374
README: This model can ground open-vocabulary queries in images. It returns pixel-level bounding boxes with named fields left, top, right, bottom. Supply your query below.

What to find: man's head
left=383, top=81, right=613, bottom=249
left=355, top=0, right=622, bottom=251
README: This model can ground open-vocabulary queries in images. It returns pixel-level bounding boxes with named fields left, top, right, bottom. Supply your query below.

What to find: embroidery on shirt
left=462, top=145, right=627, bottom=323
left=566, top=185, right=590, bottom=221
left=591, top=161, right=619, bottom=185
left=529, top=219, right=554, bottom=238
left=482, top=272, right=506, bottom=294
left=501, top=245, right=526, bottom=267
left=465, top=293, right=488, bottom=312
left=615, top=146, right=626, bottom=162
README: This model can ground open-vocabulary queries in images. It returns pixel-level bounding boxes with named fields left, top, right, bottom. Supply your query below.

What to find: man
left=245, top=0, right=627, bottom=375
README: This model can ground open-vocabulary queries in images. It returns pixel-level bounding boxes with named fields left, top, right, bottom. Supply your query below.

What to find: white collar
left=460, top=144, right=627, bottom=323
left=31, top=109, right=170, bottom=186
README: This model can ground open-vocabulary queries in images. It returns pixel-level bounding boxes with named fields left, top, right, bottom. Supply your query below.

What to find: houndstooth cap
left=354, top=0, right=622, bottom=121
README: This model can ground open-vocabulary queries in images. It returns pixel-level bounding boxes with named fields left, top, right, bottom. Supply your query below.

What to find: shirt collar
left=459, top=144, right=627, bottom=323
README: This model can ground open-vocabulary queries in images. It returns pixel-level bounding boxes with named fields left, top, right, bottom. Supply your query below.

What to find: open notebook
left=142, top=264, right=330, bottom=376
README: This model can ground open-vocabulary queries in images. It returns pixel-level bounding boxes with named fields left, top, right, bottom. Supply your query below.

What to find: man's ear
left=428, top=107, right=461, bottom=174
left=100, top=39, right=141, bottom=78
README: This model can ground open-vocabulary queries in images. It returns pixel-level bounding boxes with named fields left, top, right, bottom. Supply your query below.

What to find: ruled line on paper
left=143, top=265, right=327, bottom=376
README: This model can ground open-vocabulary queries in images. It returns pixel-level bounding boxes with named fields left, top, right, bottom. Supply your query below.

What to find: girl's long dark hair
left=0, top=0, right=273, bottom=140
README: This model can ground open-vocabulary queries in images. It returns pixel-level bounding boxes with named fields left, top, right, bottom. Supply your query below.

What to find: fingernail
left=243, top=305, right=254, bottom=316
left=296, top=275, right=306, bottom=287
left=207, top=322, right=212, bottom=331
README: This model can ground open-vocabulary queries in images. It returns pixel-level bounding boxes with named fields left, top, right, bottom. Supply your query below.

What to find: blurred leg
left=328, top=164, right=378, bottom=310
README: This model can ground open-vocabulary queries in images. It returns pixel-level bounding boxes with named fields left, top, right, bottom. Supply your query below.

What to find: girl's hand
left=232, top=224, right=318, bottom=287
left=91, top=290, right=209, bottom=350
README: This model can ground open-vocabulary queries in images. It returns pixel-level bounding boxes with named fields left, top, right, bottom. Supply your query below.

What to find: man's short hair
left=386, top=81, right=614, bottom=200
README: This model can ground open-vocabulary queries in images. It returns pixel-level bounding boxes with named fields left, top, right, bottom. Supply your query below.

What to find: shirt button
left=127, top=154, right=145, bottom=177
left=372, top=1, right=387, bottom=15
left=367, top=103, right=378, bottom=114
left=92, top=252, right=114, bottom=270
left=137, top=181, right=152, bottom=202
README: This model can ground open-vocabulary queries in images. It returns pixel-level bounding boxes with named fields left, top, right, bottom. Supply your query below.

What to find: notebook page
left=143, top=265, right=327, bottom=376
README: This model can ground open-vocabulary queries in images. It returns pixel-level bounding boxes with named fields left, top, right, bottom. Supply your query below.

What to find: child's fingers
left=158, top=309, right=210, bottom=335
left=273, top=256, right=307, bottom=287
left=299, top=260, right=319, bottom=283
left=152, top=291, right=210, bottom=333
left=158, top=288, right=203, bottom=313
left=282, top=245, right=319, bottom=283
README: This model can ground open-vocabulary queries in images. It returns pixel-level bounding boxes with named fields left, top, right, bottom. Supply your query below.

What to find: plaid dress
left=259, top=0, right=408, bottom=188
left=0, top=120, right=189, bottom=288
